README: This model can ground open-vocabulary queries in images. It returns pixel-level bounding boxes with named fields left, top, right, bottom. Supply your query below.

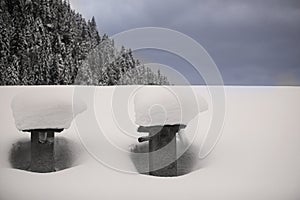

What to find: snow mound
left=11, top=87, right=87, bottom=131
left=134, top=86, right=208, bottom=126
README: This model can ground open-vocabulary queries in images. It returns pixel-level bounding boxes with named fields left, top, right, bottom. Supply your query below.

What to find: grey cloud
left=70, top=0, right=300, bottom=85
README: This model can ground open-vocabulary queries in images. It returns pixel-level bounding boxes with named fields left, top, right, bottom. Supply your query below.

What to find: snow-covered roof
left=11, top=87, right=87, bottom=131
left=134, top=86, right=208, bottom=126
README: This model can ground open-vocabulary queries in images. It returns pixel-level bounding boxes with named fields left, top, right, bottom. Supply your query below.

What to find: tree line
left=0, top=0, right=169, bottom=85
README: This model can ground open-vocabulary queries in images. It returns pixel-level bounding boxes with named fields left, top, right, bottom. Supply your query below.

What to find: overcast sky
left=70, top=0, right=300, bottom=85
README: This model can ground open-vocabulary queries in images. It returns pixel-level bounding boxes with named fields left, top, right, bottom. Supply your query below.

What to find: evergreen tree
left=0, top=0, right=100, bottom=85
left=0, top=0, right=169, bottom=86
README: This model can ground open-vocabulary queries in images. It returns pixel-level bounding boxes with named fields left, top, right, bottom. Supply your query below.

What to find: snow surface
left=0, top=86, right=300, bottom=200
left=133, top=86, right=208, bottom=126
left=11, top=87, right=87, bottom=131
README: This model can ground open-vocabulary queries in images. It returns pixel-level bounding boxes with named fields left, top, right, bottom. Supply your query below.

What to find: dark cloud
left=70, top=0, right=300, bottom=85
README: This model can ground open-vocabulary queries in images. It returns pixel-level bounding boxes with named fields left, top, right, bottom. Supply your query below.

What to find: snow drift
left=0, top=86, right=300, bottom=200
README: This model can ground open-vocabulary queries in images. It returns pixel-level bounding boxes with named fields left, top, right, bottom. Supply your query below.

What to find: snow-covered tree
left=0, top=0, right=169, bottom=86
left=0, top=0, right=100, bottom=85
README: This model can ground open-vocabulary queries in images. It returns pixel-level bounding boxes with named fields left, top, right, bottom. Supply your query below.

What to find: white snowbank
left=134, top=86, right=208, bottom=126
left=1, top=86, right=300, bottom=200
left=11, top=87, right=87, bottom=131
